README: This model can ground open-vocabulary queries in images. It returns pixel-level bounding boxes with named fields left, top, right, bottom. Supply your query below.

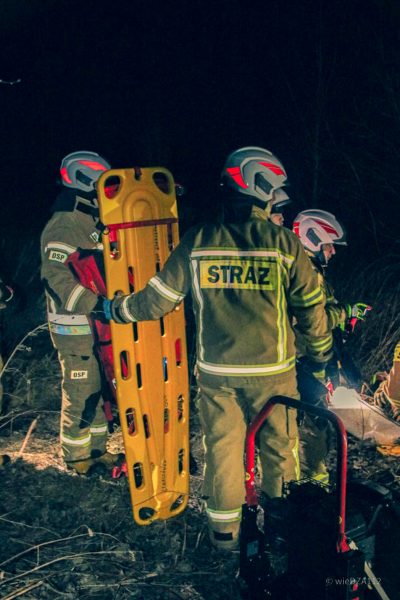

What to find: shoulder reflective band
left=104, top=218, right=178, bottom=242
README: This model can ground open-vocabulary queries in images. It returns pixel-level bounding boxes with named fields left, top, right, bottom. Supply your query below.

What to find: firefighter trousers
left=58, top=352, right=108, bottom=462
left=198, top=373, right=300, bottom=541
left=299, top=415, right=330, bottom=483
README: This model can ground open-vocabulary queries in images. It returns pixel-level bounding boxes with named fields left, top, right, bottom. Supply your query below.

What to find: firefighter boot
left=91, top=450, right=125, bottom=468
left=65, top=458, right=98, bottom=476
left=208, top=518, right=240, bottom=553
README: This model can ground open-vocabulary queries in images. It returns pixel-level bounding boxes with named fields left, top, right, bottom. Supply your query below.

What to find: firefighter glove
left=340, top=303, right=371, bottom=332
left=103, top=295, right=130, bottom=324
left=103, top=299, right=112, bottom=320
left=349, top=303, right=371, bottom=321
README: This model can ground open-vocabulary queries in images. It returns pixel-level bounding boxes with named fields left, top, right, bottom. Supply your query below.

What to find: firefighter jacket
left=40, top=198, right=103, bottom=355
left=111, top=206, right=333, bottom=387
left=295, top=254, right=346, bottom=359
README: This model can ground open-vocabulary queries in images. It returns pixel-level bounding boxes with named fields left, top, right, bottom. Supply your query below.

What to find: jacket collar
left=250, top=205, right=269, bottom=221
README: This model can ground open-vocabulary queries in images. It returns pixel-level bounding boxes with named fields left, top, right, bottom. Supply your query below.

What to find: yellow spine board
left=97, top=168, right=189, bottom=525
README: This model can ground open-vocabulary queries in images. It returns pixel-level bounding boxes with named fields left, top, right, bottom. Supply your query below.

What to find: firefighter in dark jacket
left=40, top=151, right=124, bottom=475
left=104, top=147, right=333, bottom=551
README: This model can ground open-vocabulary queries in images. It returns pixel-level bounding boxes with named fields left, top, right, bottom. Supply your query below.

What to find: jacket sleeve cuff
left=111, top=295, right=137, bottom=324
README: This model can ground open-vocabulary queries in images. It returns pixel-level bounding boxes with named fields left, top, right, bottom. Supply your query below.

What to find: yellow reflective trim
left=311, top=335, right=332, bottom=348
left=149, top=276, right=185, bottom=302
left=301, top=286, right=322, bottom=301
left=66, top=284, right=86, bottom=311
left=121, top=296, right=137, bottom=322
left=60, top=432, right=91, bottom=446
left=197, top=356, right=296, bottom=376
left=190, top=260, right=205, bottom=361
left=312, top=473, right=329, bottom=484
left=311, top=338, right=332, bottom=353
left=291, top=287, right=323, bottom=307
left=276, top=266, right=286, bottom=362
left=206, top=506, right=242, bottom=522
left=90, top=425, right=108, bottom=435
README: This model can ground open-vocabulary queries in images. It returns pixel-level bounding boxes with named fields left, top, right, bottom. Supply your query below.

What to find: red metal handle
left=105, top=218, right=178, bottom=242
left=245, top=395, right=348, bottom=553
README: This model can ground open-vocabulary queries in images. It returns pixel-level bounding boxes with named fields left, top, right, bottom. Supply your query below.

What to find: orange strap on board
left=97, top=168, right=189, bottom=525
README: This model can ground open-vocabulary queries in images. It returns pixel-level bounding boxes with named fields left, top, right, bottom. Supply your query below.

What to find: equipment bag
left=97, top=168, right=189, bottom=525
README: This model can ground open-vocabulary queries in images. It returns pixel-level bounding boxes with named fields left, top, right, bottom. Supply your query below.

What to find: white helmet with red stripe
left=293, top=209, right=347, bottom=256
left=221, top=146, right=288, bottom=205
left=60, top=151, right=111, bottom=193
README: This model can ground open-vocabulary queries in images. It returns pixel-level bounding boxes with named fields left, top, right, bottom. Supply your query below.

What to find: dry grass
left=0, top=329, right=241, bottom=600
left=332, top=255, right=400, bottom=381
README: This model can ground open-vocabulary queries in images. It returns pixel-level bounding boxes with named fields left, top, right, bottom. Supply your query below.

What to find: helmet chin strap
left=314, top=248, right=328, bottom=267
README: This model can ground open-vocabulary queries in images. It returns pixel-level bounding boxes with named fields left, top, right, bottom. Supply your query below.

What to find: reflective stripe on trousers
left=206, top=506, right=242, bottom=523
left=59, top=352, right=107, bottom=461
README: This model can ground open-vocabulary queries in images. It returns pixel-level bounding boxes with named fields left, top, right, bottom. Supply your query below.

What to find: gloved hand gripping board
left=97, top=168, right=189, bottom=525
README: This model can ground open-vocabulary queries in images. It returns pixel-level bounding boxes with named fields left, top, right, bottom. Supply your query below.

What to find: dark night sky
left=1, top=0, right=400, bottom=260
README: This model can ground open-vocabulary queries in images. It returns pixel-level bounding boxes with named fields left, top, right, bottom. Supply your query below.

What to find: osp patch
left=199, top=260, right=277, bottom=290
left=49, top=250, right=68, bottom=263
left=70, top=370, right=88, bottom=380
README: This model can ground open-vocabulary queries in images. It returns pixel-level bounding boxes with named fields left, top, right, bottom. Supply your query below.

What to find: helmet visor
left=255, top=172, right=273, bottom=200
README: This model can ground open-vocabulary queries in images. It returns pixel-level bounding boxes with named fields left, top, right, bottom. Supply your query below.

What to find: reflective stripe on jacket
left=294, top=256, right=346, bottom=357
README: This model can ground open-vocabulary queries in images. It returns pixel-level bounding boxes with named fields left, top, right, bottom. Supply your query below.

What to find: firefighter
left=103, top=147, right=333, bottom=551
left=293, top=209, right=367, bottom=481
left=293, top=210, right=349, bottom=347
left=40, top=151, right=124, bottom=475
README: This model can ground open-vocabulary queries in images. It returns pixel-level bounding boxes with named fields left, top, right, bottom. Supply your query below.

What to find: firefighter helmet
left=293, top=209, right=346, bottom=264
left=60, top=151, right=111, bottom=193
left=221, top=146, right=288, bottom=205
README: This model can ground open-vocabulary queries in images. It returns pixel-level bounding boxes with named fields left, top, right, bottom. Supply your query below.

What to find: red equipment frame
left=245, top=395, right=349, bottom=553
